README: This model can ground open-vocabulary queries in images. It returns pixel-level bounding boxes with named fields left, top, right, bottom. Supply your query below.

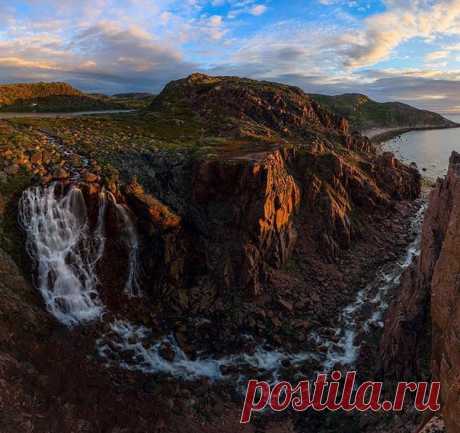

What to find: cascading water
left=97, top=320, right=318, bottom=384
left=97, top=202, right=427, bottom=384
left=20, top=178, right=426, bottom=385
left=20, top=181, right=143, bottom=326
left=19, top=183, right=107, bottom=326
left=319, top=202, right=426, bottom=370
left=107, top=193, right=141, bottom=297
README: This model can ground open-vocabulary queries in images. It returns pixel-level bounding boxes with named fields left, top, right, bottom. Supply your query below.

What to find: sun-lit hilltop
left=0, top=82, right=125, bottom=112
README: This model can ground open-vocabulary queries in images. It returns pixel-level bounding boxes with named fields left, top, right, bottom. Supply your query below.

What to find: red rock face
left=430, top=153, right=460, bottom=433
left=124, top=142, right=420, bottom=318
left=191, top=148, right=301, bottom=296
left=381, top=152, right=460, bottom=433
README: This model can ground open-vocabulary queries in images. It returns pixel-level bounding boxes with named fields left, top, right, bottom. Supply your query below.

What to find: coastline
left=363, top=123, right=460, bottom=144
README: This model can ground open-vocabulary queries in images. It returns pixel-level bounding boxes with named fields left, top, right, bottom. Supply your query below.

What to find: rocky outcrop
left=380, top=152, right=460, bottom=433
left=191, top=148, right=301, bottom=297
left=87, top=74, right=415, bottom=314
left=430, top=153, right=460, bottom=433
left=150, top=73, right=374, bottom=153
left=125, top=180, right=182, bottom=231
left=116, top=143, right=420, bottom=320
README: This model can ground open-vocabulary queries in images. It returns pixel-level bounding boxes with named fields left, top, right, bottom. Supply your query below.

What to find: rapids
left=19, top=180, right=426, bottom=384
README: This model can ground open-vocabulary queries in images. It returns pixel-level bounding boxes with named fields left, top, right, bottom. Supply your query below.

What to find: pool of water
left=383, top=114, right=460, bottom=179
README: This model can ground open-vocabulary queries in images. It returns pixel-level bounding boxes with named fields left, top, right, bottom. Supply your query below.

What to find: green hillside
left=0, top=82, right=126, bottom=112
left=310, top=93, right=456, bottom=131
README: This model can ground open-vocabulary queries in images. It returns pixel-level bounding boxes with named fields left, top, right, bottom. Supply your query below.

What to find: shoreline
left=363, top=123, right=460, bottom=144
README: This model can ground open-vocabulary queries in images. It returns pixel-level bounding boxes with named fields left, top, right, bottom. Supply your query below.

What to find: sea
left=382, top=114, right=460, bottom=180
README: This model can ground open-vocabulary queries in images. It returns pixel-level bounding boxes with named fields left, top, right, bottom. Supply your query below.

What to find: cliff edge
left=381, top=151, right=460, bottom=433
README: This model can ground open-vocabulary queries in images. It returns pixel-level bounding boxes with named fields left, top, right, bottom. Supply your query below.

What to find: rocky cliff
left=381, top=152, right=460, bottom=433
left=0, top=74, right=426, bottom=432
left=430, top=153, right=460, bottom=433
left=121, top=76, right=416, bottom=298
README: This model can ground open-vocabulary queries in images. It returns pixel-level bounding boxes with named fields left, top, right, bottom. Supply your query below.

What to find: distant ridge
left=310, top=93, right=456, bottom=131
left=112, top=92, right=154, bottom=99
left=0, top=82, right=125, bottom=112
left=0, top=82, right=81, bottom=105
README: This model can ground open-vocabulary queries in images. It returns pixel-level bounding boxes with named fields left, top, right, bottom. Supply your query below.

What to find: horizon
left=2, top=1, right=460, bottom=113
left=3, top=75, right=460, bottom=117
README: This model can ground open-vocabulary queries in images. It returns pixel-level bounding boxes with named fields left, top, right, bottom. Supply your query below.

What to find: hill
left=0, top=72, right=424, bottom=433
left=149, top=73, right=356, bottom=146
left=310, top=93, right=456, bottom=132
left=0, top=82, right=126, bottom=112
left=113, top=92, right=154, bottom=99
left=112, top=92, right=156, bottom=109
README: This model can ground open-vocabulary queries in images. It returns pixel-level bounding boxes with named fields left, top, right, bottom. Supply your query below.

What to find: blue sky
left=1, top=0, right=460, bottom=112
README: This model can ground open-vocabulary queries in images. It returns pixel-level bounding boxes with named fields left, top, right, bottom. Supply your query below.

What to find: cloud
left=227, top=0, right=268, bottom=18
left=2, top=0, right=460, bottom=113
left=338, top=0, right=460, bottom=68
left=209, top=15, right=223, bottom=26
left=0, top=21, right=196, bottom=93
left=249, top=5, right=267, bottom=16
left=425, top=50, right=449, bottom=61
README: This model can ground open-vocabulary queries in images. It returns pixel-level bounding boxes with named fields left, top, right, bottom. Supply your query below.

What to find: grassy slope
left=0, top=82, right=127, bottom=112
left=111, top=93, right=156, bottom=109
left=310, top=93, right=455, bottom=131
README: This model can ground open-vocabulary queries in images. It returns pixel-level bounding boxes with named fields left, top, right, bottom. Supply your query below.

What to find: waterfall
left=19, top=182, right=143, bottom=326
left=97, top=203, right=427, bottom=384
left=107, top=193, right=141, bottom=297
left=19, top=183, right=107, bottom=326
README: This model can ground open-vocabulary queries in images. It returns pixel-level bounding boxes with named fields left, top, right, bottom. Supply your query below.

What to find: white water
left=19, top=183, right=107, bottom=326
left=97, top=320, right=318, bottom=383
left=107, top=193, right=141, bottom=297
left=320, top=203, right=426, bottom=370
left=97, top=203, right=426, bottom=382
left=19, top=183, right=142, bottom=325
left=19, top=179, right=425, bottom=381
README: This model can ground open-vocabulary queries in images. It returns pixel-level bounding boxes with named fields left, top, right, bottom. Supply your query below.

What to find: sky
left=2, top=0, right=460, bottom=113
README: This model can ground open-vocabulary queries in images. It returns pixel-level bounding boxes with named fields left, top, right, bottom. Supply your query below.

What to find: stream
left=18, top=177, right=426, bottom=385
left=16, top=128, right=428, bottom=385
left=96, top=201, right=425, bottom=383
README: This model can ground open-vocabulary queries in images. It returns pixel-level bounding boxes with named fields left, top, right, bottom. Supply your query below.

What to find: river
left=382, top=114, right=460, bottom=179
left=0, top=109, right=135, bottom=119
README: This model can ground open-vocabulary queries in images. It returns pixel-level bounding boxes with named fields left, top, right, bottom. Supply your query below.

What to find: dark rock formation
left=430, top=153, right=460, bottom=433
left=0, top=73, right=429, bottom=433
left=380, top=152, right=460, bottom=433
left=98, top=74, right=420, bottom=316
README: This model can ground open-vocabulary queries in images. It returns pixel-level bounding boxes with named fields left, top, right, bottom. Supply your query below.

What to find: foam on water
left=97, top=204, right=426, bottom=381
left=97, top=320, right=320, bottom=383
left=320, top=203, right=426, bottom=369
